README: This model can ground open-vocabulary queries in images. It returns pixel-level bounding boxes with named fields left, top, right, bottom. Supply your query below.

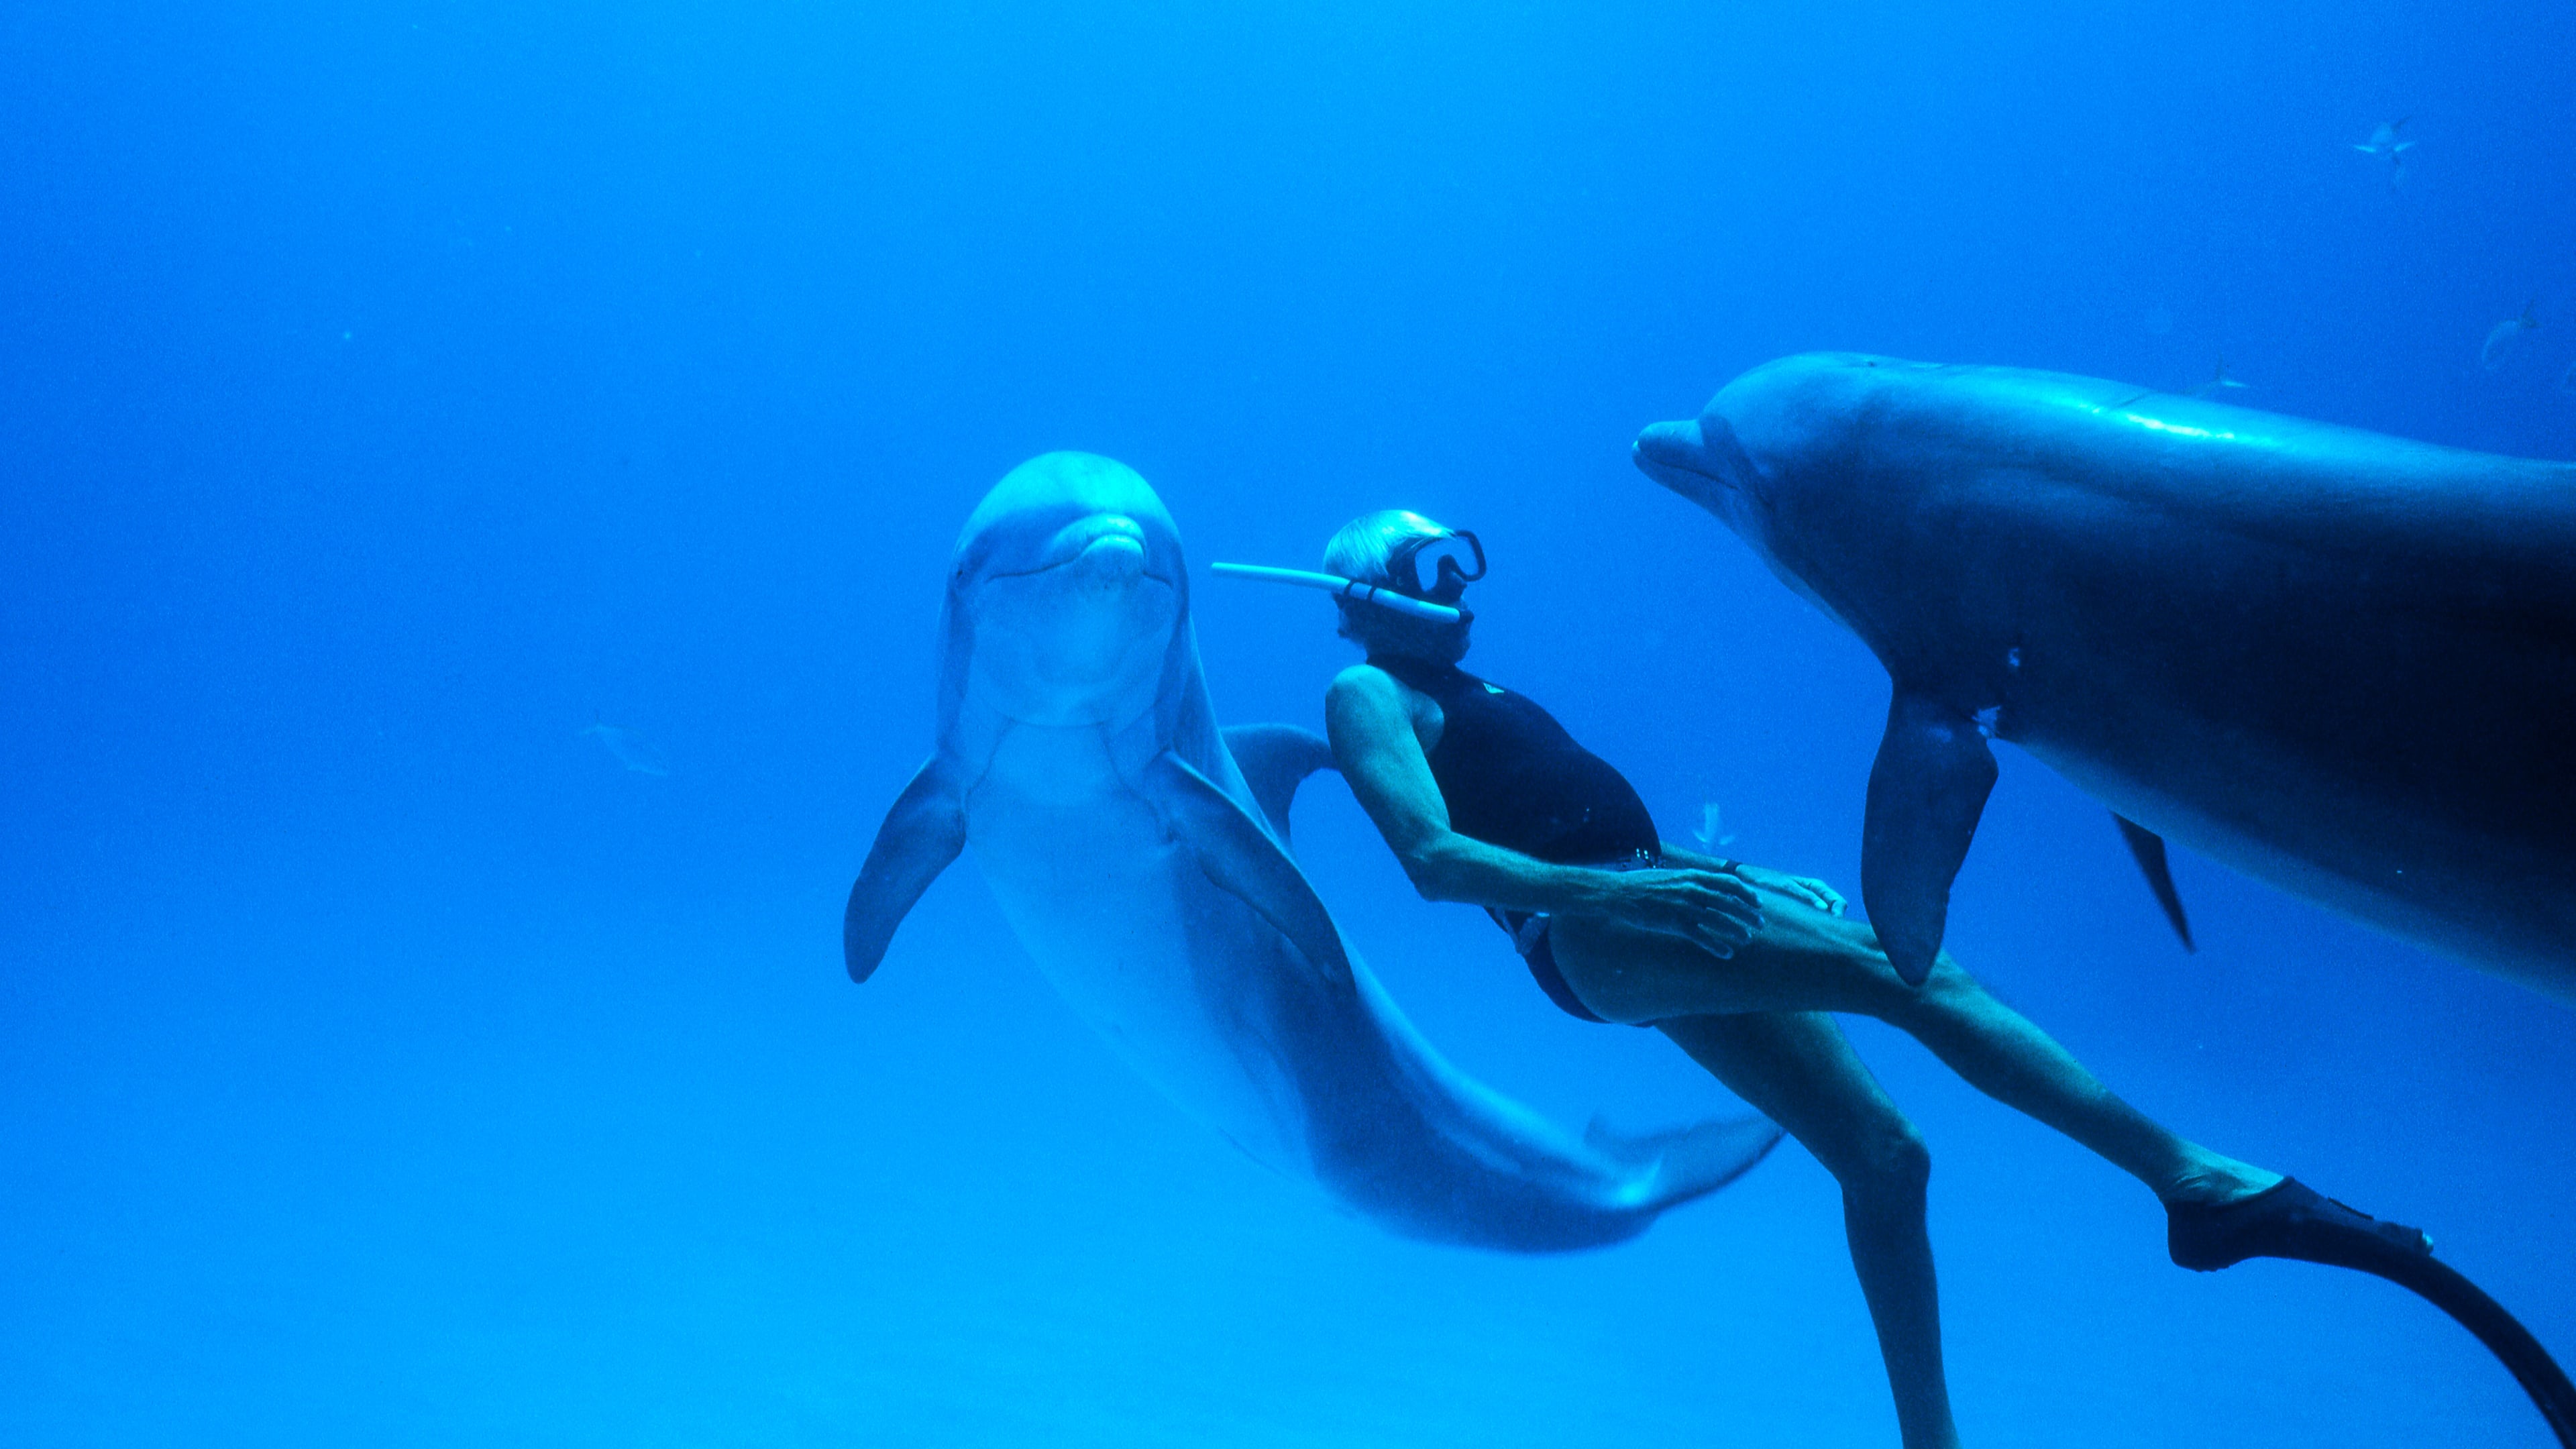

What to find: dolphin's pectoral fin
left=1221, top=723, right=1338, bottom=844
left=1138, top=751, right=1355, bottom=990
left=2113, top=814, right=2197, bottom=952
left=1586, top=1114, right=1785, bottom=1210
left=843, top=757, right=968, bottom=983
left=1862, top=689, right=1999, bottom=985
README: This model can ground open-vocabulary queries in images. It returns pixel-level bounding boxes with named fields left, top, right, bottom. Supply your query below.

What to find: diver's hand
left=1731, top=863, right=1846, bottom=916
left=1608, top=869, right=1764, bottom=958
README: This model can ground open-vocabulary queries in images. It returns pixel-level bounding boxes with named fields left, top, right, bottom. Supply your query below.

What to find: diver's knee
left=1886, top=951, right=1982, bottom=1024
left=1871, top=1122, right=1933, bottom=1197
left=1830, top=1118, right=1931, bottom=1201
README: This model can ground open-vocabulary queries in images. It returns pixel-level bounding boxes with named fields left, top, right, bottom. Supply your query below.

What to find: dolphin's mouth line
left=1633, top=435, right=1731, bottom=490
left=1646, top=455, right=1726, bottom=485
left=979, top=561, right=1177, bottom=586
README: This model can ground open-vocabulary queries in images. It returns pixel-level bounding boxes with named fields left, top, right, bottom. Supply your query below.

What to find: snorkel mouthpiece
left=1209, top=562, right=1465, bottom=623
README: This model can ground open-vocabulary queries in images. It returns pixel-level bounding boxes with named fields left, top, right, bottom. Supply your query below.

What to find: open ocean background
left=6, top=1, right=2573, bottom=1444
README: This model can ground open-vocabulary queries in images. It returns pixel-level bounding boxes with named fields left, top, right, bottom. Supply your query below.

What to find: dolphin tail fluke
left=2113, top=814, right=2197, bottom=952
left=1587, top=1114, right=1785, bottom=1211
left=1222, top=723, right=1338, bottom=844
left=1861, top=689, right=1998, bottom=984
left=844, top=757, right=968, bottom=983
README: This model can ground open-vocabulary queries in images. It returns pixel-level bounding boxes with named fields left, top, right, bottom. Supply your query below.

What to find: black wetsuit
left=1368, top=653, right=1662, bottom=1024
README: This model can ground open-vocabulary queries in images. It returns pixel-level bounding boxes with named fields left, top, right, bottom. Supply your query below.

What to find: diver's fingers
left=1695, top=908, right=1758, bottom=951
left=1673, top=878, right=1758, bottom=926
left=1674, top=866, right=1757, bottom=900
left=1709, top=873, right=1762, bottom=910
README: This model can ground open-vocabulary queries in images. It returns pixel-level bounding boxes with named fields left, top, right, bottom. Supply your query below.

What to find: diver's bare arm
left=1325, top=667, right=1760, bottom=946
left=1658, top=841, right=1739, bottom=873
left=1662, top=840, right=1846, bottom=916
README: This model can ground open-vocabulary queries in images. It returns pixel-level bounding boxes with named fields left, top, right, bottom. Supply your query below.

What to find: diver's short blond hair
left=1322, top=509, right=1452, bottom=588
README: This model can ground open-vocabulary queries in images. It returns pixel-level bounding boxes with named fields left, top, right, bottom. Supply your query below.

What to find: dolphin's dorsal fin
left=1138, top=751, right=1354, bottom=990
left=2113, top=814, right=2198, bottom=952
left=1222, top=723, right=1338, bottom=843
left=843, top=757, right=968, bottom=983
left=1861, top=689, right=1999, bottom=985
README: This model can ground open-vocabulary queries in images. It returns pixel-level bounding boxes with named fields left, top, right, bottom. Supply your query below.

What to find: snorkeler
left=1220, top=511, right=2451, bottom=1449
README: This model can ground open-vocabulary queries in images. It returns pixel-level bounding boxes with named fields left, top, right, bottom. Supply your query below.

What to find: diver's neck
left=1366, top=650, right=1468, bottom=675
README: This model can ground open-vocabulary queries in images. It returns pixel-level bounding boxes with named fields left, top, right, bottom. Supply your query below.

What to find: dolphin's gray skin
left=846, top=451, right=1778, bottom=1250
left=1635, top=354, right=2576, bottom=1002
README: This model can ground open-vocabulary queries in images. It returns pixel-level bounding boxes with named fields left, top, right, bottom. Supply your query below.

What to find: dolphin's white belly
left=964, top=727, right=1309, bottom=1175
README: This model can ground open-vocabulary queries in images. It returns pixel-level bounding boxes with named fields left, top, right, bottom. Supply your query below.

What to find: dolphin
left=581, top=722, right=669, bottom=777
left=845, top=451, right=1779, bottom=1250
left=2483, top=299, right=2540, bottom=370
left=1633, top=354, right=2576, bottom=1003
left=2353, top=117, right=2414, bottom=189
left=2186, top=357, right=2251, bottom=399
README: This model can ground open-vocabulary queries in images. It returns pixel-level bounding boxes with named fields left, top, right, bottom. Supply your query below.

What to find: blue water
left=6, top=1, right=2573, bottom=1444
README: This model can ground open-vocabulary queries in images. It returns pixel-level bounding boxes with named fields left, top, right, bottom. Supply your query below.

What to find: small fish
left=2188, top=358, right=2251, bottom=398
left=582, top=722, right=670, bottom=776
left=2353, top=117, right=2414, bottom=189
left=2481, top=300, right=2539, bottom=370
left=1690, top=802, right=1737, bottom=850
left=2562, top=358, right=2576, bottom=394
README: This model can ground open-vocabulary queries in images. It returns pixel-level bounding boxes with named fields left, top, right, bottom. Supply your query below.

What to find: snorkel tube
left=1209, top=562, right=1465, bottom=623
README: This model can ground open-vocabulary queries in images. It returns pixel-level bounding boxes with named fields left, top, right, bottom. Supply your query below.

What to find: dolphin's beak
left=1045, top=514, right=1154, bottom=586
left=1073, top=530, right=1147, bottom=582
left=1633, top=419, right=1717, bottom=496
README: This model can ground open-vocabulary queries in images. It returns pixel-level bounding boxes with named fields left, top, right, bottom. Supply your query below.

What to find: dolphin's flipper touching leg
left=2171, top=1181, right=2576, bottom=1446
left=1586, top=1116, right=1785, bottom=1211
left=2114, top=814, right=2197, bottom=952
left=1221, top=723, right=1338, bottom=843
left=1137, top=751, right=1355, bottom=989
left=844, top=757, right=969, bottom=983
left=1862, top=689, right=1998, bottom=984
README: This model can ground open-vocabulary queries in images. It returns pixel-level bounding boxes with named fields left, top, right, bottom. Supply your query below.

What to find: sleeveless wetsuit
left=1368, top=654, right=1662, bottom=1024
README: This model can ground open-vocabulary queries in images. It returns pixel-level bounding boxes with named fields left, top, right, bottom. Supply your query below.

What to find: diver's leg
left=1874, top=955, right=2276, bottom=1206
left=1550, top=891, right=2273, bottom=1205
left=1659, top=1010, right=1959, bottom=1449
